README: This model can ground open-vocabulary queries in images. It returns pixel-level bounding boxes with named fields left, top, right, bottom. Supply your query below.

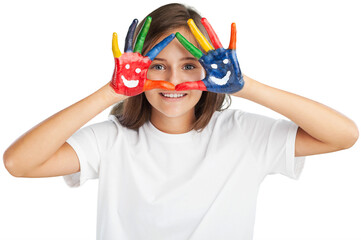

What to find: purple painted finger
left=124, top=19, right=138, bottom=53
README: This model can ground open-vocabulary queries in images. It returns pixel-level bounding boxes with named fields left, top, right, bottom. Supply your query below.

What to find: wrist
left=99, top=82, right=129, bottom=106
left=231, top=74, right=255, bottom=99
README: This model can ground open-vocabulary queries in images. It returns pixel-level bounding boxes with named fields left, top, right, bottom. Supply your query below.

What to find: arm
left=3, top=83, right=126, bottom=177
left=233, top=75, right=359, bottom=156
left=175, top=17, right=358, bottom=156
left=3, top=18, right=175, bottom=177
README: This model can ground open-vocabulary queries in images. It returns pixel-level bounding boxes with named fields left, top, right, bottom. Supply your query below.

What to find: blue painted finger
left=124, top=19, right=138, bottom=53
left=145, top=33, right=175, bottom=60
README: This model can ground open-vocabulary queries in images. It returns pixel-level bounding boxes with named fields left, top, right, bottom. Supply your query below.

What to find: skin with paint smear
left=175, top=18, right=244, bottom=94
left=110, top=17, right=176, bottom=96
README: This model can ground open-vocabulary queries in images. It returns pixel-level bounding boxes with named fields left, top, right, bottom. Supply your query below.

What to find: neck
left=150, top=108, right=196, bottom=134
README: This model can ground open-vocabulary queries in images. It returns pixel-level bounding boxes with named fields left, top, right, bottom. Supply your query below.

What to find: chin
left=154, top=105, right=193, bottom=119
left=145, top=90, right=201, bottom=119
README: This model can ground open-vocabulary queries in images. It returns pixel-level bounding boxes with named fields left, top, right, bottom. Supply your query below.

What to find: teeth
left=161, top=93, right=186, bottom=98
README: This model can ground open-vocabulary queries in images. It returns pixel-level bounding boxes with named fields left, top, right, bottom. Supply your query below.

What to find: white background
left=1, top=0, right=360, bottom=239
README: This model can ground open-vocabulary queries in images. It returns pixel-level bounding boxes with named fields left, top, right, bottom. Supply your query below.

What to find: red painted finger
left=201, top=18, right=223, bottom=49
left=175, top=81, right=207, bottom=91
left=228, top=23, right=237, bottom=50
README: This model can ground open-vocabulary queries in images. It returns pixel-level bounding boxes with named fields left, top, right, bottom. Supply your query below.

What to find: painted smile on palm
left=115, top=52, right=151, bottom=89
left=198, top=47, right=242, bottom=92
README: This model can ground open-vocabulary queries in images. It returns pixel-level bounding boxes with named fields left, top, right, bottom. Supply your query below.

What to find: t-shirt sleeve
left=242, top=112, right=306, bottom=180
left=63, top=116, right=119, bottom=188
left=264, top=119, right=305, bottom=180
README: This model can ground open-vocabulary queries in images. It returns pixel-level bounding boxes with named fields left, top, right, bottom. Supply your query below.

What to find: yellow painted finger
left=112, top=32, right=122, bottom=58
left=187, top=19, right=214, bottom=52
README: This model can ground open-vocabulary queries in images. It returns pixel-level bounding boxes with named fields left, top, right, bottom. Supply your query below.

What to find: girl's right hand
left=110, top=17, right=176, bottom=96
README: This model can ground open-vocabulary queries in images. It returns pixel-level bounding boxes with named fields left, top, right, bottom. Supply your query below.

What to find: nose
left=166, top=69, right=183, bottom=86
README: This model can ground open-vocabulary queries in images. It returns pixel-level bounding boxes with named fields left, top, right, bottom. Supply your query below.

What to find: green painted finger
left=134, top=16, right=152, bottom=54
left=175, top=32, right=203, bottom=59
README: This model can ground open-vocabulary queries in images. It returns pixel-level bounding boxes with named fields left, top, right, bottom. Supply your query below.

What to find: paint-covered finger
left=187, top=19, right=214, bottom=52
left=145, top=33, right=175, bottom=60
left=201, top=18, right=223, bottom=49
left=134, top=16, right=152, bottom=54
left=175, top=32, right=203, bottom=59
left=112, top=32, right=122, bottom=58
left=175, top=81, right=207, bottom=91
left=228, top=23, right=237, bottom=50
left=124, top=19, right=138, bottom=53
left=143, top=80, right=175, bottom=91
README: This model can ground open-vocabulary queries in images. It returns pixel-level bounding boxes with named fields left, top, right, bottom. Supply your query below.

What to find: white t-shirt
left=64, top=109, right=305, bottom=240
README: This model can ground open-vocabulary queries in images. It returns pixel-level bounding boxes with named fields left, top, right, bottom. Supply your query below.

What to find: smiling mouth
left=121, top=75, right=139, bottom=88
left=209, top=71, right=231, bottom=85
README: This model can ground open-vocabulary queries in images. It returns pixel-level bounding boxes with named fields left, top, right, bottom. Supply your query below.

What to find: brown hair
left=109, top=3, right=231, bottom=131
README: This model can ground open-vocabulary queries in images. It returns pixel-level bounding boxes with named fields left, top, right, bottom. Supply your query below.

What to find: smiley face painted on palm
left=198, top=48, right=243, bottom=93
left=112, top=53, right=151, bottom=96
left=175, top=18, right=244, bottom=94
left=111, top=17, right=176, bottom=96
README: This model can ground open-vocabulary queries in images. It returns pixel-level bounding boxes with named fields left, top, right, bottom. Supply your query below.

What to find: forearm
left=3, top=83, right=126, bottom=173
left=234, top=75, right=358, bottom=148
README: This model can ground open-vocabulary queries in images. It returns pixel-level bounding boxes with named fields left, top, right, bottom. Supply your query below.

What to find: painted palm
left=111, top=17, right=175, bottom=96
left=175, top=18, right=244, bottom=94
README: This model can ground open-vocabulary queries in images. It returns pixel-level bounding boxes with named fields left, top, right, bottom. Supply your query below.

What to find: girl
left=3, top=3, right=358, bottom=240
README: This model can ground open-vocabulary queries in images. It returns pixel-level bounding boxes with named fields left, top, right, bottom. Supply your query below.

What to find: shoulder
left=80, top=115, right=130, bottom=142
left=210, top=109, right=293, bottom=134
left=211, top=108, right=270, bottom=126
left=217, top=109, right=283, bottom=126
left=205, top=108, right=246, bottom=134
left=85, top=115, right=122, bottom=133
left=107, top=115, right=124, bottom=131
left=211, top=108, right=244, bottom=122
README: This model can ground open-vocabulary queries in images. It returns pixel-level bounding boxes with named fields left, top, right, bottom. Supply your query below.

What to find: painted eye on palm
left=175, top=18, right=244, bottom=94
left=111, top=17, right=175, bottom=96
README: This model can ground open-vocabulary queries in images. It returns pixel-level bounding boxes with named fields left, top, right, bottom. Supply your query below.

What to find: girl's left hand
left=175, top=18, right=244, bottom=94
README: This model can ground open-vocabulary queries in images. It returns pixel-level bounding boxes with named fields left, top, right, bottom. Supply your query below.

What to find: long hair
left=109, top=3, right=231, bottom=131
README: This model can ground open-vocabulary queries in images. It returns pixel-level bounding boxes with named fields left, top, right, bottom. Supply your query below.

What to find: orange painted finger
left=143, top=80, right=175, bottom=91
left=228, top=23, right=237, bottom=50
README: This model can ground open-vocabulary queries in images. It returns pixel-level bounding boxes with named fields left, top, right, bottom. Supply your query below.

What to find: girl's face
left=145, top=28, right=205, bottom=120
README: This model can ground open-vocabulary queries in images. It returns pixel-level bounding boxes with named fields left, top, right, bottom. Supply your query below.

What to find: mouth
left=121, top=75, right=139, bottom=88
left=209, top=71, right=231, bottom=85
left=159, top=91, right=188, bottom=100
